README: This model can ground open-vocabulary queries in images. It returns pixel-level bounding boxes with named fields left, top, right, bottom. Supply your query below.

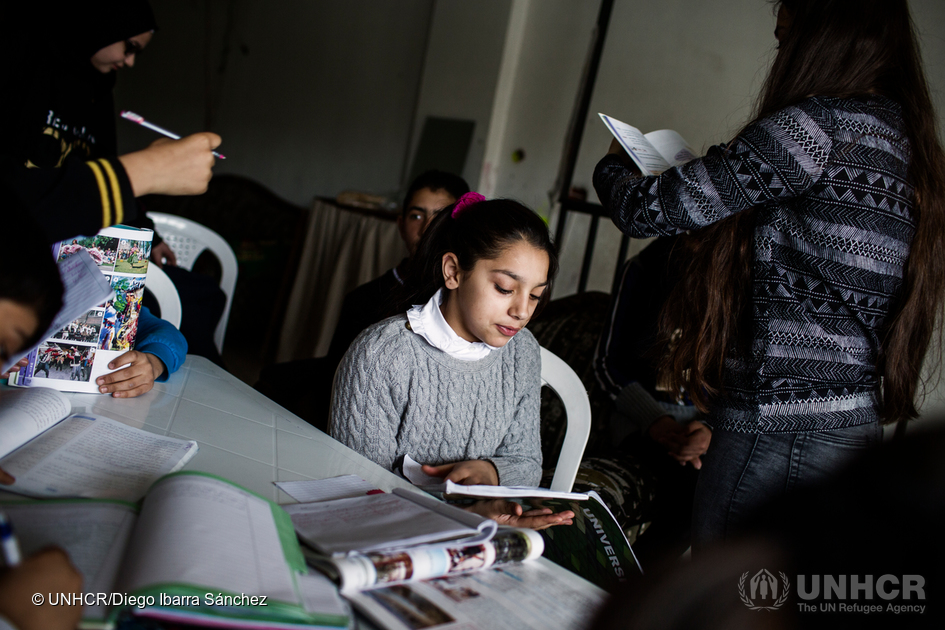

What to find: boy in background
left=256, top=170, right=469, bottom=428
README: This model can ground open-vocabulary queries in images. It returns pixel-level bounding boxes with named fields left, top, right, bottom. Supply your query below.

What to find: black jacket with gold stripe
left=0, top=4, right=148, bottom=243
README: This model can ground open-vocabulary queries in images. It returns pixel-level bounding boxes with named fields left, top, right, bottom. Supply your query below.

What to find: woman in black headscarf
left=0, top=1, right=221, bottom=244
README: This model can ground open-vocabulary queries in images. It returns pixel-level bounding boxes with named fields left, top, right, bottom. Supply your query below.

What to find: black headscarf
left=67, top=0, right=159, bottom=61
left=1, top=1, right=158, bottom=162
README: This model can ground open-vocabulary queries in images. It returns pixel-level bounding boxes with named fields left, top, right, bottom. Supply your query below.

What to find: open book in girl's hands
left=278, top=476, right=546, bottom=594
left=401, top=454, right=589, bottom=501
left=599, top=113, right=698, bottom=175
left=284, top=486, right=497, bottom=557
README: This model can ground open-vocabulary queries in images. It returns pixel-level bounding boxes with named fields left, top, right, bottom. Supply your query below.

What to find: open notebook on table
left=1, top=472, right=349, bottom=629
left=0, top=387, right=197, bottom=502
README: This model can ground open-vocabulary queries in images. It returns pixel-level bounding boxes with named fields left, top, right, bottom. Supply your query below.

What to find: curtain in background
left=277, top=199, right=405, bottom=361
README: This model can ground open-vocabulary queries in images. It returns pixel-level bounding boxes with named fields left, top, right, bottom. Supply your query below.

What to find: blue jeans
left=692, top=422, right=882, bottom=551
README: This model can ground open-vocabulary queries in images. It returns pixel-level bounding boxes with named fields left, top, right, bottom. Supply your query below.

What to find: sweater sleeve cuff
left=592, top=153, right=628, bottom=206
left=487, top=457, right=540, bottom=487
left=614, top=381, right=673, bottom=432
left=137, top=344, right=173, bottom=382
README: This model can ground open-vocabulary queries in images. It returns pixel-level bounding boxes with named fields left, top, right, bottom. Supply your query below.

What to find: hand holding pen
left=117, top=130, right=222, bottom=197
left=121, top=111, right=226, bottom=159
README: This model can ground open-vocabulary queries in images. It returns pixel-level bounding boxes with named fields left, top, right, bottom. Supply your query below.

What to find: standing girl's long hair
left=659, top=0, right=945, bottom=422
left=395, top=197, right=558, bottom=314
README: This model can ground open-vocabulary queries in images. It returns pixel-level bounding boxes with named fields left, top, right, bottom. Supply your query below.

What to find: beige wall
left=116, top=0, right=435, bottom=206
left=117, top=0, right=945, bottom=421
left=483, top=0, right=945, bottom=298
left=479, top=0, right=945, bottom=424
left=406, top=0, right=512, bottom=190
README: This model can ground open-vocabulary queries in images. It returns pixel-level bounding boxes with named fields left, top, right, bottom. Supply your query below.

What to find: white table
left=9, top=355, right=606, bottom=629
left=62, top=355, right=417, bottom=504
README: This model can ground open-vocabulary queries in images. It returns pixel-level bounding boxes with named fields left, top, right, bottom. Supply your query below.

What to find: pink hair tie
left=451, top=192, right=486, bottom=218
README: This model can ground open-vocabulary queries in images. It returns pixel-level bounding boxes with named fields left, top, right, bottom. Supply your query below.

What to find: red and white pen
left=120, top=110, right=226, bottom=159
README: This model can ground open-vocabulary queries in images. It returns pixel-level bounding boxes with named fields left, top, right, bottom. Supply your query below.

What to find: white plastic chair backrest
left=147, top=212, right=238, bottom=353
left=144, top=264, right=182, bottom=329
left=540, top=346, right=591, bottom=492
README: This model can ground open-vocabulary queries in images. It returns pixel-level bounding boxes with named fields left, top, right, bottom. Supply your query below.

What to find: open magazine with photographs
left=11, top=225, right=153, bottom=394
left=345, top=560, right=607, bottom=630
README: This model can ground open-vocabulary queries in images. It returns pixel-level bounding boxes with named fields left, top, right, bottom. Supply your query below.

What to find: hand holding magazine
left=400, top=457, right=640, bottom=591
left=10, top=225, right=154, bottom=394
left=599, top=113, right=698, bottom=176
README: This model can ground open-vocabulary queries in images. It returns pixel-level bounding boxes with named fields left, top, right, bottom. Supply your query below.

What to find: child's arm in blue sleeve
left=136, top=306, right=188, bottom=381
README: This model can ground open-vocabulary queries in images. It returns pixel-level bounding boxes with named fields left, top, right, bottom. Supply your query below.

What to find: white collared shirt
left=406, top=289, right=498, bottom=361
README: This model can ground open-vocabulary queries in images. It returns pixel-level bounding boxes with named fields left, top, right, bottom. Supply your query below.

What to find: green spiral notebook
left=1, top=471, right=349, bottom=629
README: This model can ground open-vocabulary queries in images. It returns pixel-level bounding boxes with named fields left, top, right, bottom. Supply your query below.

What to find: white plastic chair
left=144, top=264, right=182, bottom=329
left=147, top=212, right=238, bottom=354
left=540, top=347, right=592, bottom=492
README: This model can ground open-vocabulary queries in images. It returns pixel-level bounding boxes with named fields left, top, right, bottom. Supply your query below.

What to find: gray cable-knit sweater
left=329, top=315, right=543, bottom=486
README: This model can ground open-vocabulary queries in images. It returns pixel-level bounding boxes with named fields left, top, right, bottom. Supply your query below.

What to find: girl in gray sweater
left=331, top=194, right=573, bottom=528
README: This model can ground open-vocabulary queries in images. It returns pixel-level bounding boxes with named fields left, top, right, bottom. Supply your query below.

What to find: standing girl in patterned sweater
left=331, top=194, right=573, bottom=529
left=593, top=0, right=945, bottom=548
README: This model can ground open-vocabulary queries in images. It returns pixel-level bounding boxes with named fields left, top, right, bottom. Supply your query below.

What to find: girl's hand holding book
left=464, top=499, right=574, bottom=531
left=422, top=460, right=499, bottom=486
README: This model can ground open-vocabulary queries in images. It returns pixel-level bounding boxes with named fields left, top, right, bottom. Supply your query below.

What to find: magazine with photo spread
left=304, top=527, right=544, bottom=593
left=279, top=477, right=543, bottom=591
left=10, top=225, right=154, bottom=394
left=344, top=560, right=607, bottom=630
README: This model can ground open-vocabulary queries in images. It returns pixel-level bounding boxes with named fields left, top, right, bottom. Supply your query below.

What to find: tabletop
left=61, top=354, right=418, bottom=504
left=4, top=354, right=607, bottom=629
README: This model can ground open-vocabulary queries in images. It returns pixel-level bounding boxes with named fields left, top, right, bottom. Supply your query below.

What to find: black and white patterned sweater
left=593, top=96, right=914, bottom=433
